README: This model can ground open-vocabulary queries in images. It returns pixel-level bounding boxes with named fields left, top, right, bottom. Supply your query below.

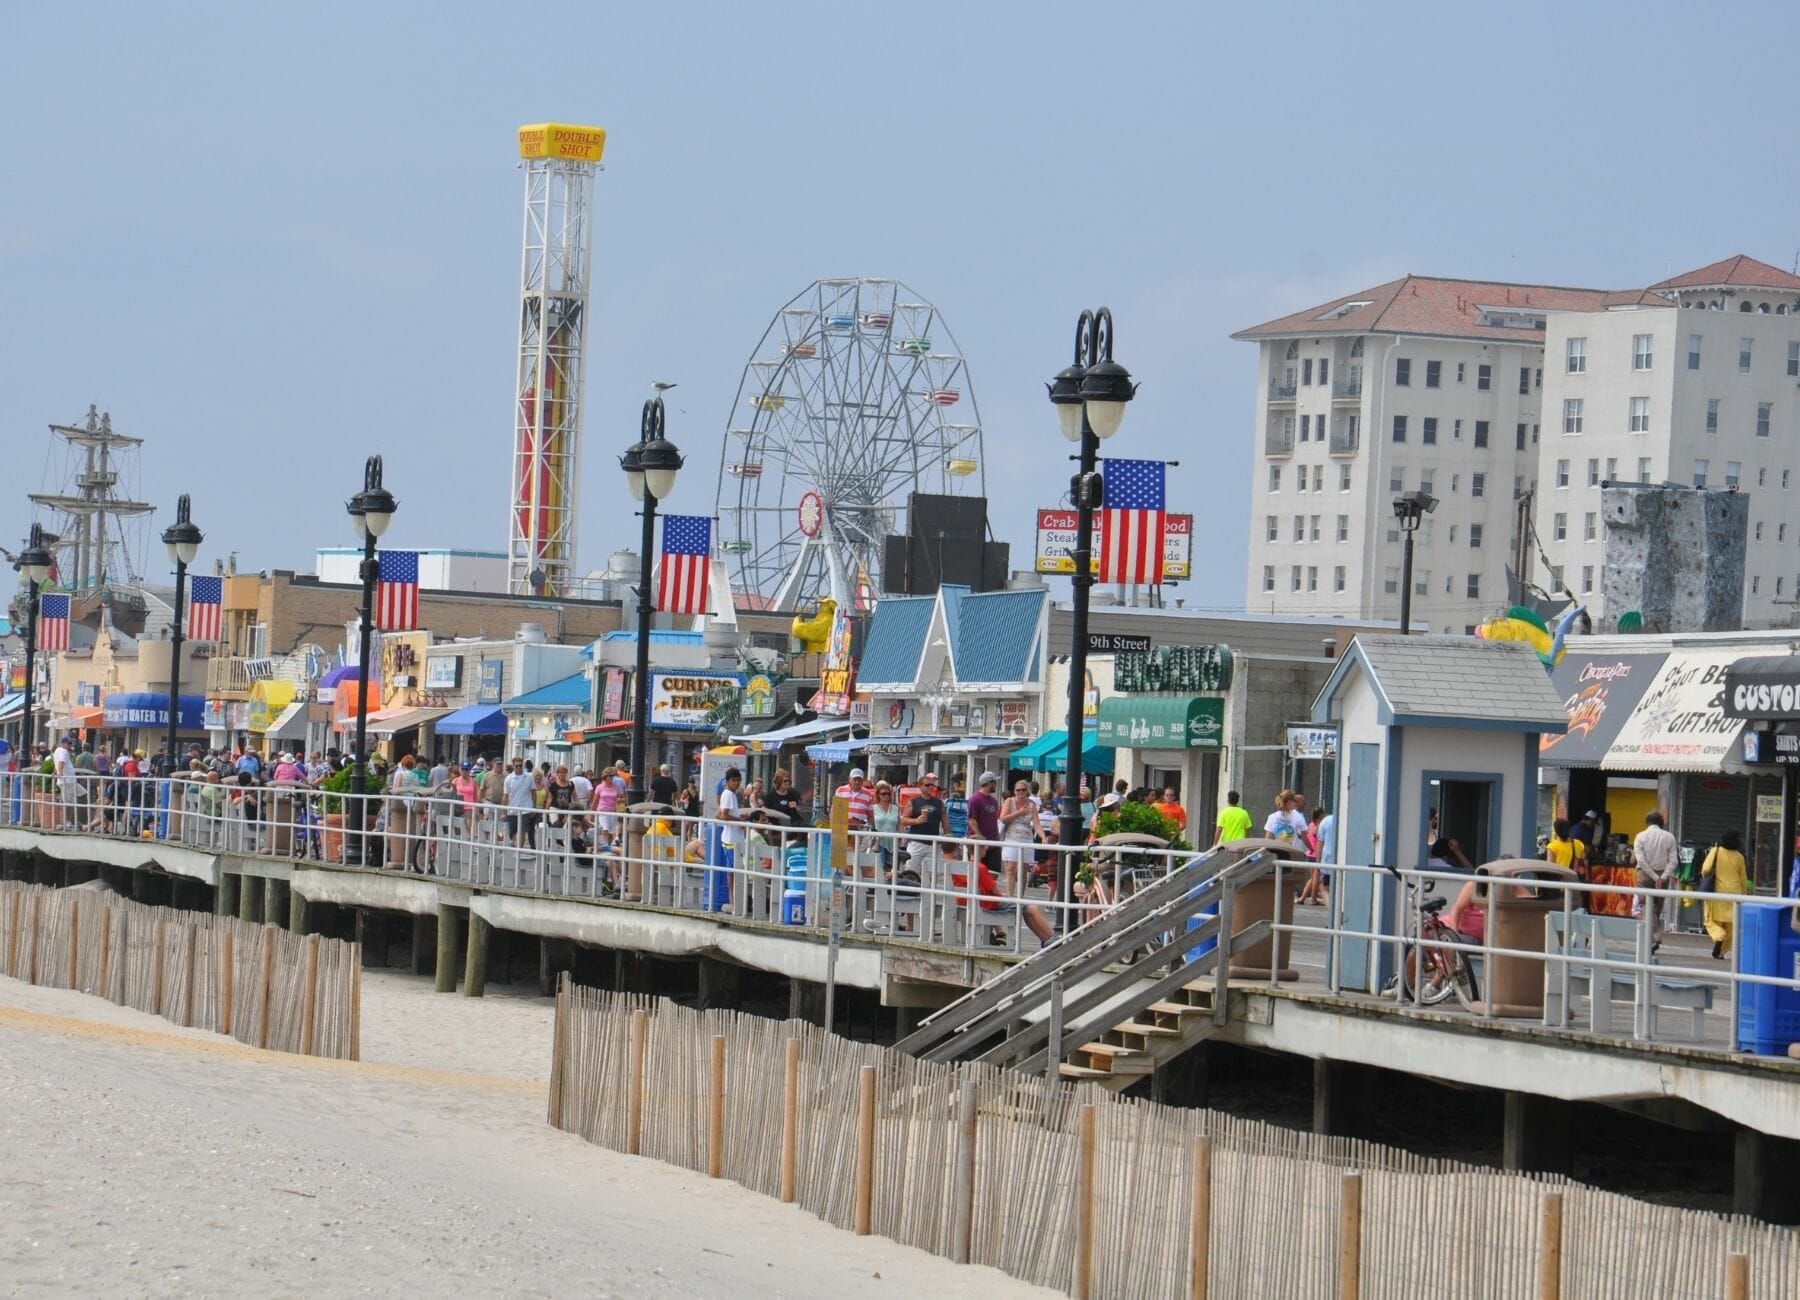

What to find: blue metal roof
left=502, top=672, right=590, bottom=710
left=952, top=588, right=1045, bottom=684
left=599, top=630, right=707, bottom=643
left=857, top=596, right=934, bottom=685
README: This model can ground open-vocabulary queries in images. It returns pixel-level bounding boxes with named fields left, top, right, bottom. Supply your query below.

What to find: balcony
left=1332, top=380, right=1362, bottom=401
left=206, top=657, right=252, bottom=697
left=1264, top=428, right=1295, bottom=457
left=1329, top=428, right=1360, bottom=456
left=1267, top=381, right=1297, bottom=403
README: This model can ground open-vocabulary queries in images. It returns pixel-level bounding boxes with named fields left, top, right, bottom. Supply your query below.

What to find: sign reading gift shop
left=649, top=671, right=745, bottom=731
left=1114, top=644, right=1233, bottom=694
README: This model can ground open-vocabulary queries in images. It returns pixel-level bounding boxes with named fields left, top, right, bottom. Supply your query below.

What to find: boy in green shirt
left=1214, top=789, right=1253, bottom=846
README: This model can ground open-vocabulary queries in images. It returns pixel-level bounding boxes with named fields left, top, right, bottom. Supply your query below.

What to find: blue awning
left=102, top=692, right=206, bottom=731
left=435, top=704, right=508, bottom=736
left=0, top=692, right=22, bottom=721
left=1012, top=728, right=1112, bottom=773
left=502, top=672, right=590, bottom=710
left=807, top=736, right=875, bottom=763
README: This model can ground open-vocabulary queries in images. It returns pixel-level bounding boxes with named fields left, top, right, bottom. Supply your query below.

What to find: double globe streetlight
left=1046, top=307, right=1137, bottom=922
left=619, top=396, right=684, bottom=811
left=345, top=456, right=398, bottom=862
left=161, top=495, right=204, bottom=771
left=12, top=524, right=55, bottom=760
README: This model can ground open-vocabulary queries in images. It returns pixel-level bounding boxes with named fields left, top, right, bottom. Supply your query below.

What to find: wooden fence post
left=1074, top=1103, right=1097, bottom=1300
left=349, top=950, right=361, bottom=1061
left=1537, top=1192, right=1563, bottom=1300
left=299, top=932, right=321, bottom=1055
left=112, top=910, right=128, bottom=1005
left=6, top=891, right=19, bottom=979
left=182, top=924, right=198, bottom=1027
left=27, top=892, right=42, bottom=985
left=1189, top=1136, right=1213, bottom=1300
left=951, top=1077, right=978, bottom=1265
left=1338, top=1172, right=1363, bottom=1300
left=219, top=927, right=235, bottom=1038
left=98, top=906, right=113, bottom=1002
left=150, top=919, right=167, bottom=1017
left=707, top=1033, right=726, bottom=1180
left=1724, top=1252, right=1749, bottom=1300
left=779, top=1037, right=800, bottom=1204
left=853, top=1064, right=876, bottom=1236
left=626, top=1008, right=649, bottom=1155
left=547, top=974, right=568, bottom=1128
left=256, top=925, right=276, bottom=1050
left=67, top=897, right=79, bottom=989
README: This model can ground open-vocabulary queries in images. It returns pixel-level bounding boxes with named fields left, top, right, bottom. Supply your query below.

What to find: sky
left=6, top=2, right=1800, bottom=612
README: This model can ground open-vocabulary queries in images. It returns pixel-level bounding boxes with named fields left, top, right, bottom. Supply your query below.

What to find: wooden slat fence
left=549, top=979, right=1800, bottom=1299
left=0, top=880, right=359, bottom=1060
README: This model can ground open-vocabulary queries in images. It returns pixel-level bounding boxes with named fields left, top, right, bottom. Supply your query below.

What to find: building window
left=1587, top=458, right=1600, bottom=487
left=1456, top=362, right=1466, bottom=383
left=1474, top=420, right=1489, bottom=448
left=1786, top=470, right=1793, bottom=489
left=1756, top=521, right=1764, bottom=542
left=1414, top=569, right=1430, bottom=597
left=1582, top=512, right=1595, bottom=541
left=1629, top=396, right=1650, bottom=432
left=1395, top=357, right=1411, bottom=386
left=1759, top=468, right=1768, bottom=487
left=1556, top=459, right=1570, bottom=488
left=1789, top=341, right=1799, bottom=377
left=1606, top=457, right=1618, bottom=482
left=1346, top=413, right=1360, bottom=443
left=1269, top=465, right=1281, bottom=492
left=1781, top=578, right=1788, bottom=597
left=1471, top=473, right=1486, bottom=498
left=1339, top=464, right=1352, bottom=491
left=1563, top=399, right=1584, bottom=434
left=1638, top=457, right=1652, bottom=483
left=1757, top=402, right=1772, bottom=438
left=1384, top=567, right=1399, bottom=595
left=1632, top=333, right=1653, bottom=370
left=1739, top=337, right=1753, bottom=372
left=1453, top=418, right=1463, bottom=440
left=1291, top=565, right=1302, bottom=593
left=1285, top=341, right=1299, bottom=359
left=1302, top=358, right=1313, bottom=385
left=1314, top=465, right=1326, bottom=491
left=1727, top=461, right=1742, bottom=489
left=1419, top=471, right=1434, bottom=496
left=1550, top=564, right=1564, bottom=588
left=1694, top=458, right=1709, bottom=487
left=1425, top=360, right=1441, bottom=388
left=1470, top=523, right=1484, bottom=548
left=1477, top=363, right=1492, bottom=391
left=1336, top=514, right=1349, bottom=542
left=1350, top=337, right=1364, bottom=357
left=1387, top=527, right=1400, bottom=544
left=1752, top=575, right=1761, bottom=596
left=1262, top=566, right=1275, bottom=593
left=1515, top=422, right=1527, bottom=451
left=1333, top=565, right=1346, bottom=593
left=1306, top=566, right=1318, bottom=593
left=1389, top=467, right=1404, bottom=493
left=1706, top=398, right=1720, bottom=433
left=1781, top=523, right=1789, bottom=543
left=1553, top=512, right=1568, bottom=541
left=1266, top=515, right=1278, bottom=542
left=1392, top=415, right=1407, bottom=443
left=1688, top=333, right=1702, bottom=369
left=1422, top=416, right=1438, bottom=444
left=1299, top=414, right=1310, bottom=442
left=1518, top=367, right=1530, bottom=395
left=1293, top=515, right=1305, bottom=542
left=1466, top=574, right=1481, bottom=599
left=1319, top=358, right=1329, bottom=385
left=1310, top=515, right=1322, bottom=542
left=1581, top=565, right=1594, bottom=594
left=1566, top=337, right=1587, bottom=373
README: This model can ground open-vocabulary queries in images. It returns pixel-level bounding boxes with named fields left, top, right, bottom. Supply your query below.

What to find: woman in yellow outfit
left=1700, top=828, right=1750, bottom=959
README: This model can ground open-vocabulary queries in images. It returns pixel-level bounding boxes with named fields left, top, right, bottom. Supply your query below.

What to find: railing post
left=779, top=1037, right=800, bottom=1204
left=1536, top=1191, right=1562, bottom=1300
left=1073, top=1102, right=1097, bottom=1300
left=1188, top=1136, right=1212, bottom=1300
left=1337, top=1171, right=1362, bottom=1300
left=626, top=1007, right=649, bottom=1155
left=1213, top=880, right=1236, bottom=1026
left=853, top=1064, right=876, bottom=1236
left=707, top=1033, right=726, bottom=1179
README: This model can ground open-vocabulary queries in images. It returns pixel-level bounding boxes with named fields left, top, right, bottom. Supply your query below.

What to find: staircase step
left=1058, top=1063, right=1114, bottom=1080
left=1114, top=1021, right=1183, bottom=1038
left=1079, top=1041, right=1147, bottom=1057
left=1146, top=1000, right=1207, bottom=1017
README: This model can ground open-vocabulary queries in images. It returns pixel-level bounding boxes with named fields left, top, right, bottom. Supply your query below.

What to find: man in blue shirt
left=945, top=774, right=969, bottom=839
left=1317, top=808, right=1337, bottom=864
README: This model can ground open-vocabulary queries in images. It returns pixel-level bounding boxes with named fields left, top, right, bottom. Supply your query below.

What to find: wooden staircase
left=1058, top=983, right=1219, bottom=1086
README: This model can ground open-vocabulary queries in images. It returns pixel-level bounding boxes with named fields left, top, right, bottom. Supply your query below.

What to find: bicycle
left=1389, top=867, right=1479, bottom=1009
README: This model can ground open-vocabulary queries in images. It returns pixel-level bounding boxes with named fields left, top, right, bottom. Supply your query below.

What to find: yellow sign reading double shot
left=517, top=123, right=607, bottom=163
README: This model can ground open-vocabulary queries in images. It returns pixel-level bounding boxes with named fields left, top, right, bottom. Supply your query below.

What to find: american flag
left=1098, top=459, right=1166, bottom=585
left=187, top=575, right=223, bottom=642
left=38, top=593, right=70, bottom=652
left=376, top=551, right=420, bottom=631
left=657, top=515, right=712, bottom=614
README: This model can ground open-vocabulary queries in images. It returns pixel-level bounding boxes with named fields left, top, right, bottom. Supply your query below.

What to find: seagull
left=650, top=380, right=678, bottom=393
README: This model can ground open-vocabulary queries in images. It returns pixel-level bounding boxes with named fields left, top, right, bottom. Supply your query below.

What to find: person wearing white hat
left=835, top=767, right=874, bottom=829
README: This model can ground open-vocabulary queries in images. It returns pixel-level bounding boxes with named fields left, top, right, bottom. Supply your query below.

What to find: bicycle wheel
left=1448, top=946, right=1480, bottom=1011
left=1416, top=923, right=1460, bottom=1005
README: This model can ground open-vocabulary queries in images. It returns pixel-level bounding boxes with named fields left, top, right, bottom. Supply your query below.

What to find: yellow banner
left=518, top=123, right=607, bottom=163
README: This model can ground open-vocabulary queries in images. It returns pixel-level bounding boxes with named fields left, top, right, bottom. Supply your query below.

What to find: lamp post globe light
left=1392, top=490, right=1438, bottom=636
left=345, top=455, right=397, bottom=863
left=160, top=494, right=203, bottom=774
left=621, top=396, right=684, bottom=814
left=1046, top=308, right=1136, bottom=927
left=13, top=523, right=54, bottom=761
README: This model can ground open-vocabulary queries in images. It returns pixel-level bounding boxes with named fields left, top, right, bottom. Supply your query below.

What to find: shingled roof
left=1312, top=634, right=1568, bottom=732
left=1232, top=275, right=1633, bottom=344
left=1648, top=254, right=1800, bottom=292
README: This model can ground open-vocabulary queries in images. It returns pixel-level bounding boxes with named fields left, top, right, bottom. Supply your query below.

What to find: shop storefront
left=1723, top=656, right=1800, bottom=893
left=1536, top=649, right=1669, bottom=849
left=101, top=691, right=207, bottom=756
left=1093, top=644, right=1231, bottom=832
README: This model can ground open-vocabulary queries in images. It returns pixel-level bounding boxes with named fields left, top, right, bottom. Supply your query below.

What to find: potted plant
left=318, top=765, right=355, bottom=863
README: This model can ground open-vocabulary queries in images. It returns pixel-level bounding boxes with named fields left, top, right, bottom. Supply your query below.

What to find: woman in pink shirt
left=593, top=766, right=622, bottom=836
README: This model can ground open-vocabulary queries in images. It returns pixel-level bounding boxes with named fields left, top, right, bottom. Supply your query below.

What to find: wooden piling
left=463, top=911, right=489, bottom=998
left=150, top=919, right=166, bottom=1017
left=779, top=1037, right=800, bottom=1204
left=66, top=897, right=79, bottom=989
left=98, top=906, right=113, bottom=1001
left=1537, top=1192, right=1563, bottom=1300
left=951, top=1077, right=977, bottom=1265
left=1074, top=1103, right=1097, bottom=1300
left=1189, top=1136, right=1213, bottom=1300
left=218, top=927, right=234, bottom=1038
left=1337, top=1172, right=1363, bottom=1300
left=1724, top=1252, right=1749, bottom=1300
left=434, top=904, right=460, bottom=994
left=256, top=925, right=276, bottom=1049
left=349, top=951, right=362, bottom=1061
left=547, top=975, right=568, bottom=1127
left=707, top=1033, right=726, bottom=1179
left=299, top=932, right=321, bottom=1056
left=181, top=924, right=198, bottom=1027
left=626, top=1008, right=649, bottom=1155
left=853, top=1064, right=876, bottom=1237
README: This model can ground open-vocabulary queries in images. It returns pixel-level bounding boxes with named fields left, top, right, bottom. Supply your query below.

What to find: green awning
left=1012, top=728, right=1113, bottom=773
left=1095, top=696, right=1224, bottom=750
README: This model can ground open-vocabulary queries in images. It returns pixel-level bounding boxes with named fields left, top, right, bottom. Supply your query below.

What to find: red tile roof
left=1647, top=254, right=1800, bottom=292
left=1232, top=275, right=1629, bottom=343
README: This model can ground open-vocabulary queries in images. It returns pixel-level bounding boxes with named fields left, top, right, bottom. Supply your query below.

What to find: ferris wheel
left=715, top=278, right=986, bottom=611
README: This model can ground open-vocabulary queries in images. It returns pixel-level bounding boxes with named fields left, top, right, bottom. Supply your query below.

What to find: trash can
left=1468, top=860, right=1578, bottom=1018
left=1218, top=837, right=1305, bottom=981
left=1736, top=902, right=1800, bottom=1055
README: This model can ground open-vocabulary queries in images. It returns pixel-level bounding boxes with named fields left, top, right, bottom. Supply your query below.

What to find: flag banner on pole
left=38, top=594, right=70, bottom=653
left=187, top=575, right=223, bottom=642
left=657, top=515, right=713, bottom=614
left=376, top=551, right=420, bottom=631
left=1098, top=459, right=1167, bottom=584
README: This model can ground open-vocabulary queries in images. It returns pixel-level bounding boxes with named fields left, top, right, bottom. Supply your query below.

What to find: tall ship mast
left=29, top=404, right=153, bottom=597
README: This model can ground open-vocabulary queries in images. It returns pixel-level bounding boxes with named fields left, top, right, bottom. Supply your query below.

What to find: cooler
left=1735, top=902, right=1800, bottom=1055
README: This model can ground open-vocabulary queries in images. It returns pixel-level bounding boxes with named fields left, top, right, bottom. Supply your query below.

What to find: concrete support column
left=237, top=875, right=263, bottom=924
left=538, top=939, right=558, bottom=997
left=1312, top=1059, right=1376, bottom=1139
left=264, top=878, right=288, bottom=930
left=434, top=905, right=461, bottom=994
left=1502, top=1091, right=1574, bottom=1176
left=697, top=958, right=743, bottom=1011
left=355, top=909, right=385, bottom=967
left=216, top=873, right=239, bottom=919
left=411, top=914, right=436, bottom=976
left=788, top=978, right=824, bottom=1025
left=463, top=913, right=490, bottom=998
left=288, top=888, right=311, bottom=936
left=1734, top=1129, right=1800, bottom=1224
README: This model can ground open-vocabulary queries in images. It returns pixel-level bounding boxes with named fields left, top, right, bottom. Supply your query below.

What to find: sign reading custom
left=1095, top=696, right=1223, bottom=749
left=649, top=671, right=745, bottom=731
left=1035, top=509, right=1194, bottom=579
left=1114, top=644, right=1233, bottom=693
left=1723, top=656, right=1800, bottom=720
left=1539, top=652, right=1667, bottom=767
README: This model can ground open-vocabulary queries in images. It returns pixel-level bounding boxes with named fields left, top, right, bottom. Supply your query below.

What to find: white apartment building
left=1236, top=255, right=1800, bottom=632
left=1536, top=256, right=1800, bottom=628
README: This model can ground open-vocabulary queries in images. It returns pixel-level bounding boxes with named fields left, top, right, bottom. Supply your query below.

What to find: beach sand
left=0, top=972, right=1050, bottom=1298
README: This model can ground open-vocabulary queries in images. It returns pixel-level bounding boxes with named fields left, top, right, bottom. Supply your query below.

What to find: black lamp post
left=1393, top=490, right=1438, bottom=635
left=13, top=524, right=54, bottom=762
left=160, top=495, right=203, bottom=772
left=620, top=397, right=685, bottom=810
left=345, top=456, right=397, bottom=862
left=1046, top=308, right=1137, bottom=926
